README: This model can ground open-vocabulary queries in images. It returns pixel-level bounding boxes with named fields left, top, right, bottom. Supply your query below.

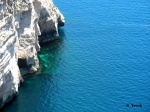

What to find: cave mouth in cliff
left=39, top=28, right=66, bottom=46
left=18, top=58, right=28, bottom=68
left=38, top=30, right=58, bottom=44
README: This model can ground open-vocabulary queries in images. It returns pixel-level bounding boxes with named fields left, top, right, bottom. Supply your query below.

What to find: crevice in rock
left=18, top=58, right=27, bottom=68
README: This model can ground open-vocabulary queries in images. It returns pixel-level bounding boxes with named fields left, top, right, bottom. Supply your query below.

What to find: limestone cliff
left=0, top=0, right=65, bottom=108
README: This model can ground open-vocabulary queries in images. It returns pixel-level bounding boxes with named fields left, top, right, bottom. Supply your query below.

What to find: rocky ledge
left=0, top=0, right=65, bottom=108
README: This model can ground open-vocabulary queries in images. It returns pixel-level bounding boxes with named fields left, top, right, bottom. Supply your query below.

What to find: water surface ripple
left=2, top=0, right=150, bottom=112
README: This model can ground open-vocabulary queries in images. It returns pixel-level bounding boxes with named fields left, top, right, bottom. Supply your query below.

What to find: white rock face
left=0, top=15, right=22, bottom=108
left=0, top=0, right=65, bottom=108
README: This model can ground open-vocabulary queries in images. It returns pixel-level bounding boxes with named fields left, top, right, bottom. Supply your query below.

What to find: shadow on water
left=37, top=28, right=66, bottom=74
left=0, top=28, right=66, bottom=112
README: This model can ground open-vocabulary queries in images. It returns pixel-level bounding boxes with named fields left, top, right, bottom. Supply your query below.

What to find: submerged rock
left=0, top=0, right=65, bottom=108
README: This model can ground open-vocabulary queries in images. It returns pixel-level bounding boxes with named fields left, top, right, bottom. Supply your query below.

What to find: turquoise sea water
left=2, top=0, right=150, bottom=112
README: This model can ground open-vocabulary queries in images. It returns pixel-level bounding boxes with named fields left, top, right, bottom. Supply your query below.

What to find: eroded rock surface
left=0, top=0, right=65, bottom=108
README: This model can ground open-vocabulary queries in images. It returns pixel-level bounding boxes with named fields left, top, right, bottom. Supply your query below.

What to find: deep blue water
left=2, top=0, right=150, bottom=112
